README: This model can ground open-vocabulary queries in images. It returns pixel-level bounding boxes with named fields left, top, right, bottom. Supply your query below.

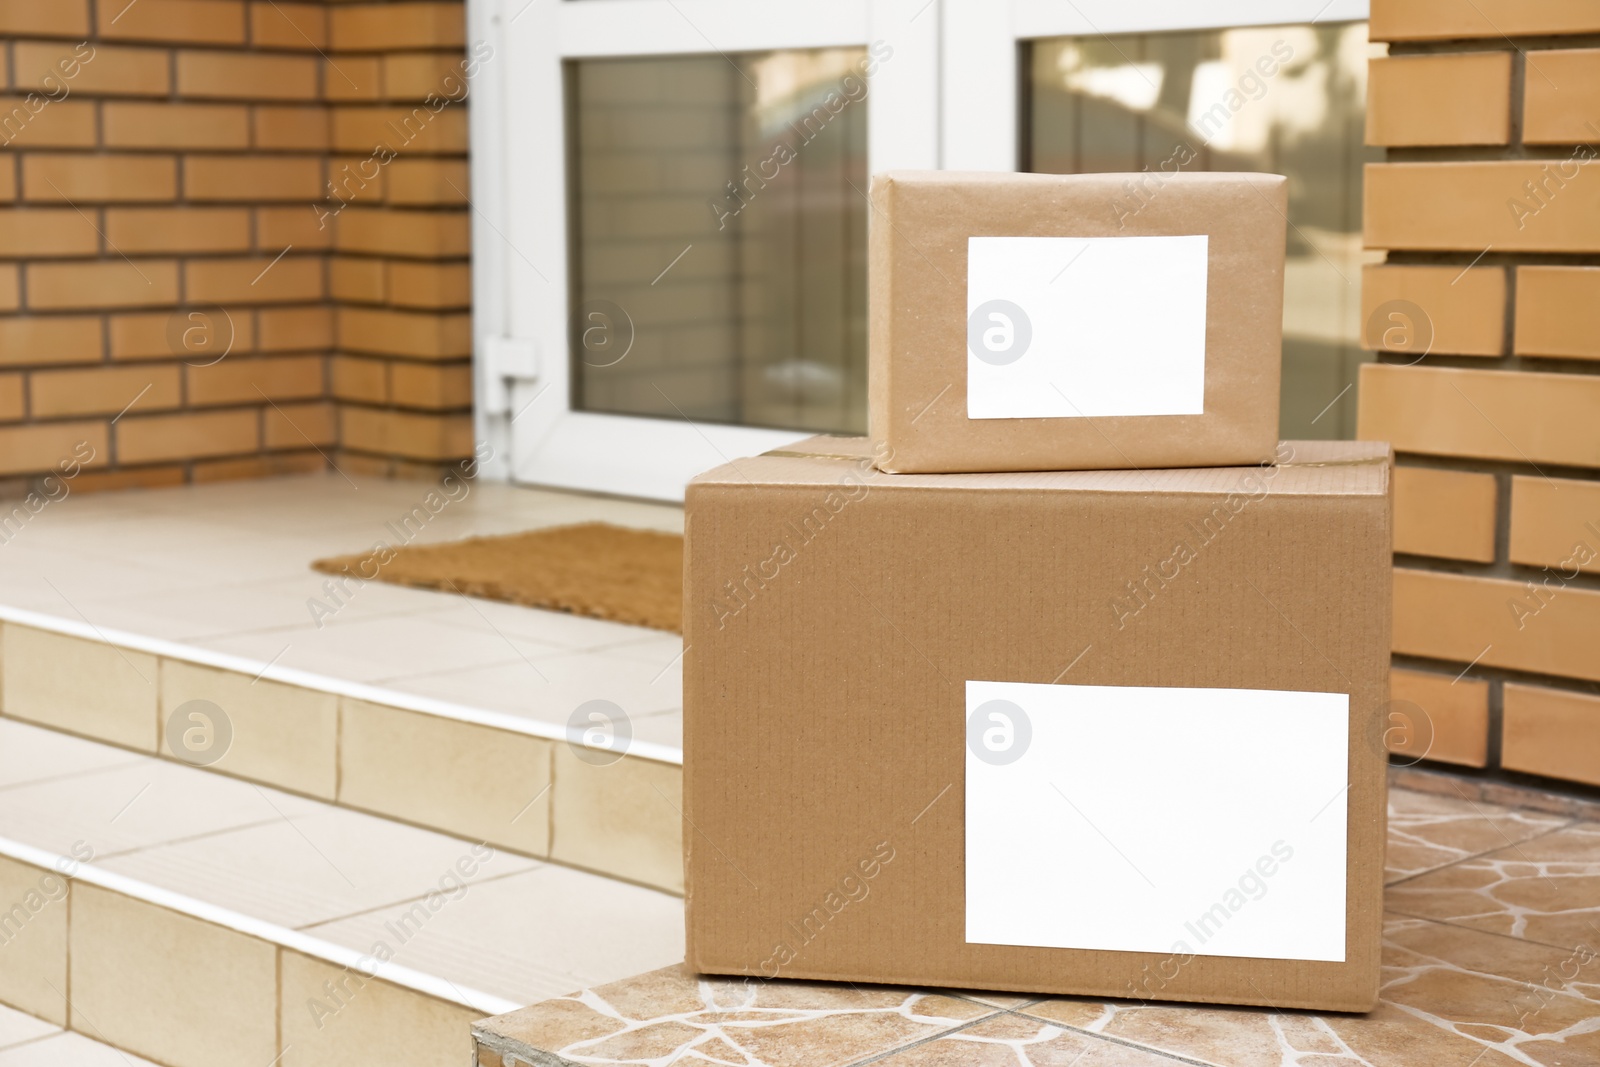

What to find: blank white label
left=965, top=679, right=1348, bottom=962
left=966, top=235, right=1208, bottom=420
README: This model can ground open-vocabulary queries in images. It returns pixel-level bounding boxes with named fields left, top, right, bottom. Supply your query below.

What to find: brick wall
left=1361, top=0, right=1600, bottom=787
left=0, top=0, right=472, bottom=495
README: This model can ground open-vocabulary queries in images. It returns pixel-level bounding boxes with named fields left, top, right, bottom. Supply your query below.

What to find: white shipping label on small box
left=966, top=235, right=1208, bottom=420
left=965, top=679, right=1349, bottom=962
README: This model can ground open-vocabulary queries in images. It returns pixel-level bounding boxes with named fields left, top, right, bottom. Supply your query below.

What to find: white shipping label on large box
left=966, top=235, right=1208, bottom=420
left=965, top=679, right=1349, bottom=962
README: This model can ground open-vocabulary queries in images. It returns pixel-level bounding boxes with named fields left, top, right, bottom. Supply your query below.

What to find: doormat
left=312, top=522, right=683, bottom=633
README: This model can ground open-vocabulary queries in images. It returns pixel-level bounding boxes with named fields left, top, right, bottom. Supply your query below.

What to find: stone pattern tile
left=477, top=785, right=1600, bottom=1067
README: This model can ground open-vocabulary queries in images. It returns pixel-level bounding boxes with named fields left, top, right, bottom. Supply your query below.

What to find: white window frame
left=468, top=0, right=1367, bottom=501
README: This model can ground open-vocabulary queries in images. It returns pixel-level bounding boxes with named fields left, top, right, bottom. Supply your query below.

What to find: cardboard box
left=684, top=436, right=1391, bottom=1011
left=869, top=170, right=1287, bottom=473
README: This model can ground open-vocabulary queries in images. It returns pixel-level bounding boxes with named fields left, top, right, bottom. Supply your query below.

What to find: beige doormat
left=312, top=522, right=683, bottom=633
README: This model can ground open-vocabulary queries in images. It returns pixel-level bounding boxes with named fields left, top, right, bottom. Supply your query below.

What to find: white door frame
left=468, top=0, right=1366, bottom=500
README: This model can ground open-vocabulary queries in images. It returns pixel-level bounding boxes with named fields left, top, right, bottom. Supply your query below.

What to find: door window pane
left=1026, top=26, right=1382, bottom=439
left=568, top=49, right=869, bottom=434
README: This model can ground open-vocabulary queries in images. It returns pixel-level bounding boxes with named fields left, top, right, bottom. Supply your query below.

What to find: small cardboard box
left=684, top=436, right=1391, bottom=1011
left=869, top=170, right=1287, bottom=474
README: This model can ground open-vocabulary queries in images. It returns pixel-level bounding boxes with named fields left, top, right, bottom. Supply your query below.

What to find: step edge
left=0, top=603, right=684, bottom=767
left=0, top=833, right=523, bottom=1018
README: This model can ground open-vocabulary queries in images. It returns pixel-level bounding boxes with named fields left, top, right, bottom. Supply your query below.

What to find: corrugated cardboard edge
left=867, top=173, right=897, bottom=458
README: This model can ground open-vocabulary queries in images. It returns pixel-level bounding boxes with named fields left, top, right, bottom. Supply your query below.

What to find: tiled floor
left=480, top=783, right=1600, bottom=1067
left=0, top=473, right=686, bottom=747
left=0, top=718, right=684, bottom=1006
left=0, top=1004, right=161, bottom=1067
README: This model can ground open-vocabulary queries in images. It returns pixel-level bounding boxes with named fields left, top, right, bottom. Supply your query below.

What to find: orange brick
left=1365, top=161, right=1600, bottom=252
left=252, top=106, right=330, bottom=150
left=0, top=0, right=89, bottom=36
left=323, top=56, right=381, bottom=102
left=1509, top=475, right=1600, bottom=576
left=388, top=261, right=470, bottom=309
left=0, top=265, right=16, bottom=312
left=0, top=162, right=14, bottom=201
left=117, top=408, right=260, bottom=463
left=1388, top=667, right=1490, bottom=768
left=1365, top=52, right=1511, bottom=146
left=1393, top=465, right=1498, bottom=563
left=1513, top=265, right=1600, bottom=359
left=29, top=364, right=181, bottom=417
left=336, top=306, right=470, bottom=358
left=256, top=305, right=332, bottom=350
left=334, top=208, right=469, bottom=257
left=330, top=257, right=385, bottom=303
left=13, top=42, right=169, bottom=96
left=105, top=207, right=253, bottom=254
left=1523, top=49, right=1600, bottom=145
left=26, top=260, right=180, bottom=311
left=339, top=405, right=471, bottom=460
left=1370, top=0, right=1600, bottom=40
left=328, top=3, right=465, bottom=51
left=0, top=374, right=23, bottom=420
left=185, top=255, right=323, bottom=305
left=263, top=399, right=335, bottom=448
left=68, top=465, right=187, bottom=493
left=386, top=158, right=469, bottom=206
left=1502, top=683, right=1600, bottom=786
left=332, top=104, right=468, bottom=155
left=323, top=155, right=386, bottom=207
left=256, top=205, right=333, bottom=250
left=391, top=361, right=470, bottom=409
left=99, top=0, right=245, bottom=45
left=330, top=354, right=387, bottom=402
left=0, top=422, right=108, bottom=476
left=1360, top=264, right=1504, bottom=357
left=0, top=97, right=97, bottom=148
left=0, top=317, right=103, bottom=365
left=382, top=52, right=469, bottom=100
left=1358, top=363, right=1600, bottom=468
left=187, top=354, right=324, bottom=405
left=176, top=50, right=318, bottom=101
left=110, top=308, right=251, bottom=361
left=192, top=451, right=324, bottom=482
left=185, top=156, right=322, bottom=201
left=103, top=102, right=250, bottom=149
left=1394, top=567, right=1600, bottom=683
left=0, top=209, right=99, bottom=256
left=249, top=1, right=326, bottom=49
left=23, top=154, right=177, bottom=203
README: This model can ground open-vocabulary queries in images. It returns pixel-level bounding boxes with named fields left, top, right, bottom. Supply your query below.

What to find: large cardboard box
left=869, top=170, right=1287, bottom=473
left=684, top=436, right=1391, bottom=1011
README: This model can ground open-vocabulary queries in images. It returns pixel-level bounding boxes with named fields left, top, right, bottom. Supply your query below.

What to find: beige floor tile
left=383, top=649, right=681, bottom=728
left=551, top=751, right=683, bottom=892
left=280, top=951, right=480, bottom=1067
left=427, top=598, right=674, bottom=653
left=0, top=856, right=70, bottom=1026
left=304, top=863, right=684, bottom=1004
left=1, top=625, right=159, bottom=751
left=69, top=883, right=278, bottom=1067
left=0, top=1004, right=57, bottom=1051
left=192, top=614, right=563, bottom=683
left=0, top=1030, right=162, bottom=1066
left=99, top=801, right=537, bottom=930
left=0, top=719, right=143, bottom=790
left=1386, top=786, right=1570, bottom=883
left=0, top=748, right=322, bottom=859
left=338, top=699, right=554, bottom=856
left=159, top=659, right=338, bottom=798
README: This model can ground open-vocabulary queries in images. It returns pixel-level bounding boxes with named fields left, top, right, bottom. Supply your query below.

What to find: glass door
left=481, top=0, right=936, bottom=501
left=474, top=0, right=1371, bottom=499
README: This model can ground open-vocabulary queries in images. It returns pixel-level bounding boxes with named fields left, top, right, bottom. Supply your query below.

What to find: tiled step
left=0, top=1003, right=160, bottom=1066
left=0, top=605, right=684, bottom=893
left=0, top=719, right=684, bottom=1067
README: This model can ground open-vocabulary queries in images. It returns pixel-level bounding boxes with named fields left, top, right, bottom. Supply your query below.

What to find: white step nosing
left=0, top=834, right=521, bottom=1018
left=0, top=603, right=684, bottom=767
